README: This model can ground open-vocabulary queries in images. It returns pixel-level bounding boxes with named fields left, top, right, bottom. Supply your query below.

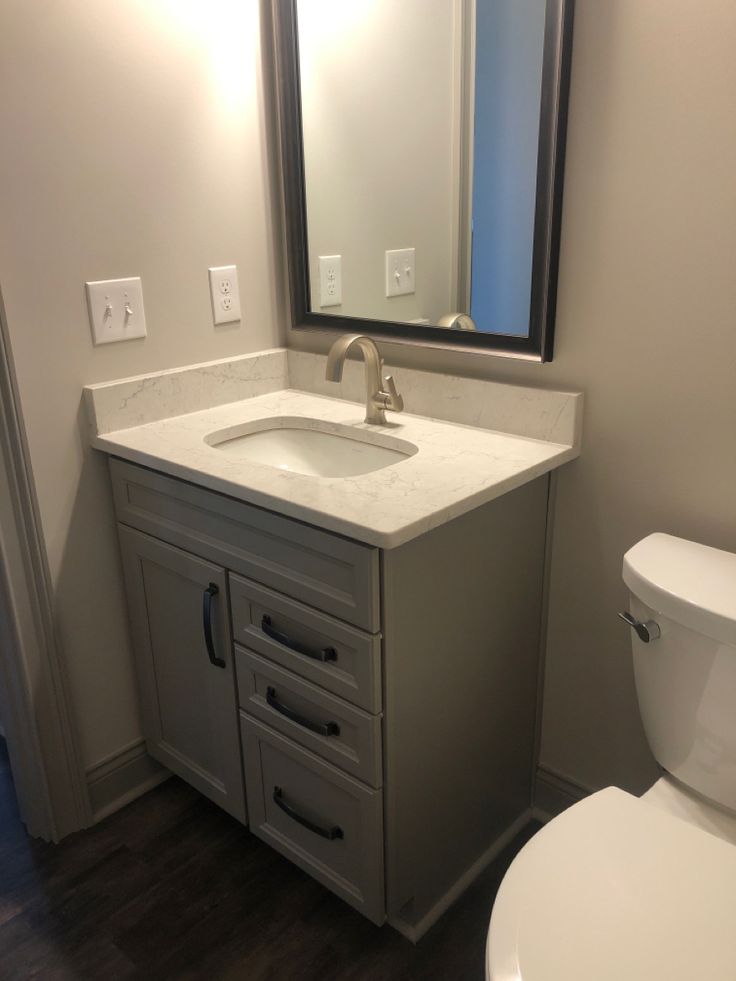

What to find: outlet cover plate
left=318, top=255, right=342, bottom=307
left=208, top=265, right=241, bottom=325
left=385, top=248, right=416, bottom=297
left=86, top=277, right=147, bottom=345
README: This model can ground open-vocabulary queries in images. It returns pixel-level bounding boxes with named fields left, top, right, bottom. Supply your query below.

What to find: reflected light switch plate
left=86, top=277, right=147, bottom=345
left=385, top=248, right=415, bottom=297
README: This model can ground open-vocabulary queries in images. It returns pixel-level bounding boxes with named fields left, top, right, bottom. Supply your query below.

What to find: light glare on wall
left=146, top=0, right=257, bottom=113
left=297, top=0, right=374, bottom=59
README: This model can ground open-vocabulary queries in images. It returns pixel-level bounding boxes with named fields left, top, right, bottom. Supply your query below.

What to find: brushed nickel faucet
left=325, top=334, right=404, bottom=425
left=436, top=312, right=478, bottom=331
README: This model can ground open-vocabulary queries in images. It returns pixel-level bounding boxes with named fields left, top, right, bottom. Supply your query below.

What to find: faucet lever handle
left=383, top=374, right=404, bottom=412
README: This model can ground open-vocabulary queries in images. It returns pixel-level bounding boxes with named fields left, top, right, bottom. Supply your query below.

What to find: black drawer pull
left=266, top=687, right=340, bottom=737
left=273, top=786, right=343, bottom=841
left=261, top=615, right=337, bottom=663
left=203, top=583, right=226, bottom=668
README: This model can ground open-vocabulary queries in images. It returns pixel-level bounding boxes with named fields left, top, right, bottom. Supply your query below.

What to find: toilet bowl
left=486, top=533, right=736, bottom=981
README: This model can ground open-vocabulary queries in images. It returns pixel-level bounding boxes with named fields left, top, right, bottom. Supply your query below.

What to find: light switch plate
left=86, top=277, right=147, bottom=345
left=208, top=265, right=241, bottom=325
left=318, top=255, right=342, bottom=307
left=385, top=248, right=416, bottom=297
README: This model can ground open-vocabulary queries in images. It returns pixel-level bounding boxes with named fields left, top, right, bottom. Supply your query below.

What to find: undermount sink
left=204, top=417, right=418, bottom=478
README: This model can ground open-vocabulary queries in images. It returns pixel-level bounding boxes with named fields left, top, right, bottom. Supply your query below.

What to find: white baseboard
left=388, top=809, right=533, bottom=944
left=534, top=765, right=591, bottom=819
left=86, top=737, right=169, bottom=823
left=531, top=805, right=556, bottom=823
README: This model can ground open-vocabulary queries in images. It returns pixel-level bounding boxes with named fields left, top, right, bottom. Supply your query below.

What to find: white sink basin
left=204, top=417, right=417, bottom=478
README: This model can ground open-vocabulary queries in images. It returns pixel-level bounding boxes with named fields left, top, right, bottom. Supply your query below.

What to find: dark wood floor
left=0, top=739, right=538, bottom=980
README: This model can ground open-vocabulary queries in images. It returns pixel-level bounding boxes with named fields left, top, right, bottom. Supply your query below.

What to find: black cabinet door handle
left=261, top=614, right=337, bottom=663
left=203, top=583, right=226, bottom=668
left=266, top=686, right=340, bottom=737
left=272, top=786, right=343, bottom=840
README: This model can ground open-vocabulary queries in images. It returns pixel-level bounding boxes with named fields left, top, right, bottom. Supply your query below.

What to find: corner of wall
left=86, top=738, right=169, bottom=824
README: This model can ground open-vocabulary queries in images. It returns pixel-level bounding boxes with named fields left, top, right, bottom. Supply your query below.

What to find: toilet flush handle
left=618, top=611, right=661, bottom=643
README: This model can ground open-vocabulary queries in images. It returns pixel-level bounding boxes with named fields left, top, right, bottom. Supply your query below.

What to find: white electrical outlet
left=208, top=265, right=241, bottom=325
left=318, top=255, right=342, bottom=307
left=385, top=248, right=416, bottom=297
left=86, top=277, right=147, bottom=345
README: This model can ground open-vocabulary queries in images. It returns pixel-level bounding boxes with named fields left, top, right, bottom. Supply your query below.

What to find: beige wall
left=2, top=0, right=734, bottom=804
left=298, top=0, right=458, bottom=324
left=0, top=0, right=284, bottom=768
left=292, top=0, right=736, bottom=794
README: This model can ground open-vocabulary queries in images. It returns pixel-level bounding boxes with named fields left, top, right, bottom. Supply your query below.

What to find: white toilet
left=486, top=532, right=736, bottom=980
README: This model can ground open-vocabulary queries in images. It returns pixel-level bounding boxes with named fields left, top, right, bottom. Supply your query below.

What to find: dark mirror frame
left=271, top=0, right=574, bottom=362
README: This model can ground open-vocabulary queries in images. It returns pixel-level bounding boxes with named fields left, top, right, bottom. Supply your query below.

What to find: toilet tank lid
left=623, top=533, right=736, bottom=646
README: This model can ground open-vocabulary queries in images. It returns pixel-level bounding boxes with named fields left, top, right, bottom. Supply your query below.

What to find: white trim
left=450, top=0, right=476, bottom=312
left=534, top=764, right=591, bottom=819
left=531, top=806, right=555, bottom=824
left=0, top=284, right=91, bottom=840
left=388, top=809, right=532, bottom=944
left=86, top=737, right=169, bottom=823
left=86, top=736, right=149, bottom=783
left=529, top=472, right=557, bottom=804
left=91, top=771, right=169, bottom=825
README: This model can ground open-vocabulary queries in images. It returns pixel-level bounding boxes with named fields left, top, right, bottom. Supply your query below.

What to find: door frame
left=0, top=284, right=91, bottom=840
left=450, top=0, right=476, bottom=313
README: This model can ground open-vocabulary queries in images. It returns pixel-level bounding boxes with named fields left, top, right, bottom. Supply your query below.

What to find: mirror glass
left=294, top=0, right=557, bottom=341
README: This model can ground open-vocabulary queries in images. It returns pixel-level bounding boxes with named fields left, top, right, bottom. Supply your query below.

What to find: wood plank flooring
left=0, top=739, right=539, bottom=980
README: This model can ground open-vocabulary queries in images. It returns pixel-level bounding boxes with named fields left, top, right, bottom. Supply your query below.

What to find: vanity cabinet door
left=118, top=525, right=246, bottom=823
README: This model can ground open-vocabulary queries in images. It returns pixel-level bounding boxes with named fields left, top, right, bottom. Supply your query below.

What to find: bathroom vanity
left=86, top=349, right=582, bottom=939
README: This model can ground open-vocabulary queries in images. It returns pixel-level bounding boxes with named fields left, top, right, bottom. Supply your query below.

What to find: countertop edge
left=92, top=435, right=579, bottom=549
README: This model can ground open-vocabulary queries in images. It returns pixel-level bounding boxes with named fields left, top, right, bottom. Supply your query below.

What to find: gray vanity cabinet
left=117, top=525, right=246, bottom=823
left=110, top=456, right=548, bottom=939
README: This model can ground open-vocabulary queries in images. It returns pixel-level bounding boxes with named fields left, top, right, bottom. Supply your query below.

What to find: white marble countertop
left=90, top=386, right=579, bottom=549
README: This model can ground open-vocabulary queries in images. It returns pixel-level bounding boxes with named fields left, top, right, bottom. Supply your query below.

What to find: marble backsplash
left=85, top=349, right=288, bottom=434
left=85, top=346, right=582, bottom=450
left=287, top=350, right=582, bottom=449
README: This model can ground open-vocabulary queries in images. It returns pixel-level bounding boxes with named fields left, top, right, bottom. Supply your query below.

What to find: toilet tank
left=623, top=533, right=736, bottom=813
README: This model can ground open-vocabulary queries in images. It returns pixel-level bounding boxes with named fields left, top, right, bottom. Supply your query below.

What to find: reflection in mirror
left=298, top=0, right=547, bottom=337
left=275, top=0, right=574, bottom=360
left=471, top=0, right=545, bottom=335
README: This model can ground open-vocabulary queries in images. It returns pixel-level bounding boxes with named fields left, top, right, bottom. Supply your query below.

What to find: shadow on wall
left=52, top=401, right=145, bottom=777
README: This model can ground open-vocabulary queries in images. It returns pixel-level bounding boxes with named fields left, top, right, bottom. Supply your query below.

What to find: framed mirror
left=272, top=0, right=574, bottom=361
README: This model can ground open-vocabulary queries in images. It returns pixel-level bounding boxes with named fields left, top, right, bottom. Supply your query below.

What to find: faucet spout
left=325, top=334, right=404, bottom=425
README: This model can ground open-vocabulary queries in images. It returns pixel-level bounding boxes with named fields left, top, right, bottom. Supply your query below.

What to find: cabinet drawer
left=242, top=715, right=385, bottom=925
left=235, top=647, right=382, bottom=787
left=230, top=575, right=382, bottom=713
left=110, top=458, right=379, bottom=631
